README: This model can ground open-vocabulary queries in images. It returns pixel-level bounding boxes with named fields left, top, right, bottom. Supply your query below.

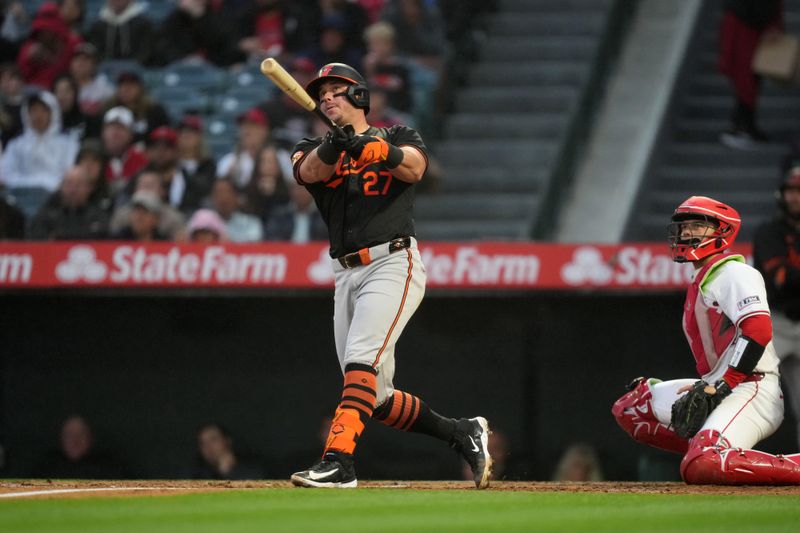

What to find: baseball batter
left=288, top=63, right=491, bottom=489
left=613, top=196, right=800, bottom=484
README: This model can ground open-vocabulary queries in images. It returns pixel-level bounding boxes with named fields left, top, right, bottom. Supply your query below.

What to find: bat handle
left=313, top=108, right=337, bottom=130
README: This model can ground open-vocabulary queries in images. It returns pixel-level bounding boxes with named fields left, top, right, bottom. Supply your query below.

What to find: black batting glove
left=316, top=125, right=355, bottom=165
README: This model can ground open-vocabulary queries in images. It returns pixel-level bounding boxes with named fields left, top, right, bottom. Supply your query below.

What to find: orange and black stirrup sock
left=323, top=363, right=377, bottom=455
left=373, top=390, right=457, bottom=442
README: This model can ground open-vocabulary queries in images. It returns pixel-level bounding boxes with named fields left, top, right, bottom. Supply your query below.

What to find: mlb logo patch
left=737, top=295, right=761, bottom=310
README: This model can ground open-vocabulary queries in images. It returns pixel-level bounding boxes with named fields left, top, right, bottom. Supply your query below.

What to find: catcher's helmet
left=667, top=196, right=741, bottom=263
left=305, top=63, right=370, bottom=113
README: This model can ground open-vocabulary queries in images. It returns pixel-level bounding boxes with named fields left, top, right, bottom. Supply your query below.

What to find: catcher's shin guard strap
left=324, top=407, right=365, bottom=455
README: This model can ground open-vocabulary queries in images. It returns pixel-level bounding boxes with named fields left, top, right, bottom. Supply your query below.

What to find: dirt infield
left=2, top=480, right=800, bottom=499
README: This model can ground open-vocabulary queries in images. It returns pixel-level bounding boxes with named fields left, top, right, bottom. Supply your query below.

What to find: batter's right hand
left=317, top=125, right=355, bottom=164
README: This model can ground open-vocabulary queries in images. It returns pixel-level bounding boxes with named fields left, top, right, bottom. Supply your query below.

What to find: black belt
left=338, top=236, right=412, bottom=269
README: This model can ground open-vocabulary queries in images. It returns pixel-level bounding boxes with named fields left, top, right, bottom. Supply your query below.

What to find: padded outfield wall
left=0, top=242, right=795, bottom=481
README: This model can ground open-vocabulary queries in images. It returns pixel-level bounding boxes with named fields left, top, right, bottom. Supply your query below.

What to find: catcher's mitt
left=670, top=380, right=731, bottom=439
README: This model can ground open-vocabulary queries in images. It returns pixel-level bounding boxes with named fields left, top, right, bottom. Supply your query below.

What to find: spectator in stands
left=317, top=0, right=368, bottom=51
left=304, top=13, right=363, bottom=71
left=16, top=2, right=80, bottom=89
left=177, top=113, right=216, bottom=201
left=552, top=442, right=604, bottom=482
left=30, top=164, right=109, bottom=239
left=0, top=192, right=25, bottom=239
left=52, top=73, right=92, bottom=140
left=191, top=423, right=264, bottom=480
left=144, top=125, right=211, bottom=213
left=211, top=177, right=263, bottom=242
left=263, top=182, right=327, bottom=243
left=75, top=137, right=112, bottom=211
left=0, top=2, right=28, bottom=64
left=234, top=0, right=315, bottom=62
left=87, top=0, right=155, bottom=65
left=0, top=90, right=79, bottom=195
left=33, top=415, right=126, bottom=479
left=381, top=0, right=445, bottom=71
left=259, top=56, right=316, bottom=150
left=156, top=0, right=242, bottom=67
left=107, top=70, right=170, bottom=143
left=186, top=207, right=227, bottom=243
left=101, top=105, right=147, bottom=194
left=719, top=0, right=783, bottom=149
left=110, top=169, right=186, bottom=239
left=245, top=143, right=289, bottom=223
left=362, top=21, right=412, bottom=113
left=113, top=189, right=168, bottom=240
left=217, top=107, right=270, bottom=188
left=0, top=62, right=24, bottom=145
left=367, top=77, right=411, bottom=128
left=57, top=0, right=85, bottom=36
left=753, top=167, right=800, bottom=450
left=69, top=42, right=115, bottom=117
left=359, top=0, right=386, bottom=24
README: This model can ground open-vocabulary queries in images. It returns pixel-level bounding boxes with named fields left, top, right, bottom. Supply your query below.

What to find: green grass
left=2, top=489, right=800, bottom=533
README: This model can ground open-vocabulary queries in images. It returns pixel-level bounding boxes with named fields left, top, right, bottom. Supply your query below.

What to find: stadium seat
left=213, top=87, right=266, bottom=119
left=204, top=117, right=238, bottom=160
left=151, top=87, right=210, bottom=117
left=159, top=63, right=229, bottom=93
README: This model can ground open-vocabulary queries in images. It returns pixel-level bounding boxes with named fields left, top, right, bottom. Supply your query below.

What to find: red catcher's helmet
left=667, top=196, right=741, bottom=263
left=305, top=63, right=370, bottom=113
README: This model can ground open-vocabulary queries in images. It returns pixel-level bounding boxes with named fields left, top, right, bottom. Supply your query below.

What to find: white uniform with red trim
left=647, top=254, right=783, bottom=449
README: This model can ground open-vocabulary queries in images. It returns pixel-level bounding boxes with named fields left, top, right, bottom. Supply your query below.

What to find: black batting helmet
left=305, top=63, right=370, bottom=113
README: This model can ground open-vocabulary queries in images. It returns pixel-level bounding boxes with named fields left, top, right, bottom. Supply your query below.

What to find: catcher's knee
left=680, top=430, right=729, bottom=484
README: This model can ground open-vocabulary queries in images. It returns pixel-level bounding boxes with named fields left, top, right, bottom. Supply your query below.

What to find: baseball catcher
left=612, top=196, right=800, bottom=484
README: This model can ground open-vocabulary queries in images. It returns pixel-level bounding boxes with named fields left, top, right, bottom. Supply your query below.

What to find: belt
left=337, top=236, right=413, bottom=269
left=744, top=372, right=765, bottom=383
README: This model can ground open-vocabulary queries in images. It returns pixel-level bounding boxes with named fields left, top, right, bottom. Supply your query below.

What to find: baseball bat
left=260, top=58, right=337, bottom=130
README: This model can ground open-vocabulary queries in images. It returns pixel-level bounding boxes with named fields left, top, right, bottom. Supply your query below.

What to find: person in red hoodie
left=16, top=2, right=80, bottom=89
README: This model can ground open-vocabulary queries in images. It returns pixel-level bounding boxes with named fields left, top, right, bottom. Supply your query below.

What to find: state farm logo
left=561, top=247, right=613, bottom=285
left=560, top=246, right=693, bottom=287
left=56, top=246, right=107, bottom=283
left=54, top=245, right=287, bottom=285
left=308, top=247, right=334, bottom=284
left=420, top=247, right=540, bottom=285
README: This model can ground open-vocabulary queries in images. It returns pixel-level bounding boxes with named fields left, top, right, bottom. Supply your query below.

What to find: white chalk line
left=0, top=487, right=201, bottom=499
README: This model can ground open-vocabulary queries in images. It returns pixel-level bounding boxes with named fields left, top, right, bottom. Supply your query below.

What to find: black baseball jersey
left=753, top=215, right=800, bottom=319
left=292, top=125, right=428, bottom=257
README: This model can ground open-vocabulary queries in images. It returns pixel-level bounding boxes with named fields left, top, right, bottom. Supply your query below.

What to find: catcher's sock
left=373, top=390, right=457, bottom=441
left=323, top=364, right=377, bottom=455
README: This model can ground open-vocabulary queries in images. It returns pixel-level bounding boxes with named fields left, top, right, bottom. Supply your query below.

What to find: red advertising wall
left=0, top=242, right=753, bottom=290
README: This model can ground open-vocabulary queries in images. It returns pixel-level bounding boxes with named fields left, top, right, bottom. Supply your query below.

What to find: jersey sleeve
left=291, top=136, right=324, bottom=185
left=387, top=125, right=429, bottom=172
left=705, top=262, right=771, bottom=327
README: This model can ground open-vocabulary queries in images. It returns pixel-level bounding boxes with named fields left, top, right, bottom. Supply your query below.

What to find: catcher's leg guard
left=612, top=377, right=688, bottom=454
left=681, top=429, right=800, bottom=485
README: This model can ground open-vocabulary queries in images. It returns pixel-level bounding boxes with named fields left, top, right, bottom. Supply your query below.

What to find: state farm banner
left=0, top=242, right=753, bottom=290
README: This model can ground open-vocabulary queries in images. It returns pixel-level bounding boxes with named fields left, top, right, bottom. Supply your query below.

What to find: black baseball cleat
left=290, top=451, right=357, bottom=488
left=451, top=417, right=492, bottom=489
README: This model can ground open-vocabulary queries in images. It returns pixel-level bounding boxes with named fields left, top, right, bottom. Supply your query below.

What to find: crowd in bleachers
left=0, top=0, right=493, bottom=242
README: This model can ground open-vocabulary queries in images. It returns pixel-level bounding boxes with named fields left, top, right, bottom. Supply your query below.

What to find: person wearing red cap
left=754, top=168, right=800, bottom=450
left=143, top=125, right=210, bottom=214
left=216, top=107, right=284, bottom=189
